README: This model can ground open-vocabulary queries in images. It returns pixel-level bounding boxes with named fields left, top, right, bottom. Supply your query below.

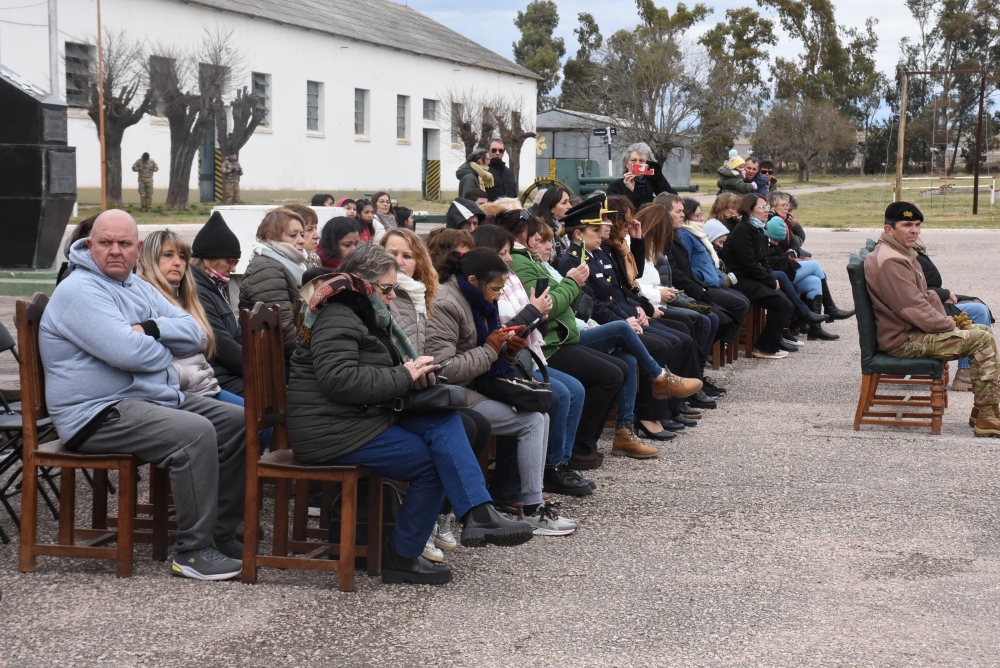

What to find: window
left=451, top=102, right=463, bottom=144
left=199, top=63, right=229, bottom=99
left=396, top=95, right=409, bottom=140
left=422, top=98, right=437, bottom=121
left=307, top=81, right=323, bottom=132
left=148, top=55, right=174, bottom=116
left=252, top=72, right=271, bottom=126
left=65, top=42, right=95, bottom=108
left=354, top=88, right=369, bottom=136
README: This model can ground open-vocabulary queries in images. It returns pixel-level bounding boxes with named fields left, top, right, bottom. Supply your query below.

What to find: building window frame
left=65, top=41, right=95, bottom=108
left=307, top=80, right=323, bottom=134
left=252, top=71, right=271, bottom=127
left=422, top=98, right=438, bottom=121
left=354, top=87, right=370, bottom=138
left=397, top=94, right=409, bottom=141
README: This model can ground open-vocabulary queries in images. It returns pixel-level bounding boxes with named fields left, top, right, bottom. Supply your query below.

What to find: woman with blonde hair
left=137, top=230, right=243, bottom=408
left=379, top=228, right=438, bottom=355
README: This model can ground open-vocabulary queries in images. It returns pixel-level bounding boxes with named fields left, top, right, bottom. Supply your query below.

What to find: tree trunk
left=166, top=138, right=200, bottom=210
left=104, top=124, right=126, bottom=206
left=948, top=117, right=965, bottom=175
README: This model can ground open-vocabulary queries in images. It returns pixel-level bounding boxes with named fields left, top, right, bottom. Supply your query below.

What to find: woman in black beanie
left=190, top=211, right=246, bottom=394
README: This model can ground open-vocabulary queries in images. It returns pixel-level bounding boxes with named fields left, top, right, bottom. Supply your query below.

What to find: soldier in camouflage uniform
left=132, top=152, right=158, bottom=212
left=221, top=154, right=242, bottom=204
left=865, top=202, right=1000, bottom=436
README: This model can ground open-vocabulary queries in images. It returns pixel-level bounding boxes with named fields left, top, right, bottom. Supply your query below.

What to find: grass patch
left=793, top=185, right=1000, bottom=228
left=687, top=172, right=876, bottom=191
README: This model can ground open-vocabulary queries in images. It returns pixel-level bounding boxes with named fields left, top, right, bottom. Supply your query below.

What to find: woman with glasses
left=373, top=191, right=404, bottom=232
left=190, top=212, right=246, bottom=394
left=425, top=248, right=577, bottom=536
left=287, top=243, right=535, bottom=585
left=718, top=194, right=796, bottom=359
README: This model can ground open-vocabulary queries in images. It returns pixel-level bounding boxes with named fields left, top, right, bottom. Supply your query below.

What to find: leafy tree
left=755, top=99, right=857, bottom=181
left=559, top=13, right=602, bottom=109
left=513, top=1, right=566, bottom=108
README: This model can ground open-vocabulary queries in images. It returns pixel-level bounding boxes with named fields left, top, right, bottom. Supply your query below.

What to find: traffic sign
left=609, top=127, right=617, bottom=136
left=593, top=128, right=607, bottom=136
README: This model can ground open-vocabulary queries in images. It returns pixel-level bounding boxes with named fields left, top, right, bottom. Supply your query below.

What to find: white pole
left=607, top=126, right=613, bottom=177
left=45, top=0, right=60, bottom=103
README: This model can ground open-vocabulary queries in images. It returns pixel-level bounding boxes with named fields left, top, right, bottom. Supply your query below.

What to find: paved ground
left=2, top=228, right=1000, bottom=667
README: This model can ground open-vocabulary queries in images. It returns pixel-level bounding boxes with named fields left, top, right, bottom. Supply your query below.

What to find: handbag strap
left=527, top=348, right=548, bottom=383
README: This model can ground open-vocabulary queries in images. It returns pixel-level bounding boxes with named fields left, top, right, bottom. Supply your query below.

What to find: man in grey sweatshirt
left=40, top=209, right=246, bottom=580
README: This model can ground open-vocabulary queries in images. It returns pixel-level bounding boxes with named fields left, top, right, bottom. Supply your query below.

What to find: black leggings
left=547, top=343, right=626, bottom=457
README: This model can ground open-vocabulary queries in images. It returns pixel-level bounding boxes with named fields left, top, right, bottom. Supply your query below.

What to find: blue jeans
left=774, top=270, right=812, bottom=317
left=958, top=302, right=992, bottom=368
left=534, top=366, right=584, bottom=467
left=214, top=389, right=272, bottom=448
left=578, top=320, right=662, bottom=428
left=333, top=412, right=491, bottom=559
left=791, top=260, right=825, bottom=300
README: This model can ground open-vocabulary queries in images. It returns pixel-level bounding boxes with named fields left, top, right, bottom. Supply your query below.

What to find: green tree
left=559, top=13, right=602, bottom=109
left=513, top=1, right=566, bottom=108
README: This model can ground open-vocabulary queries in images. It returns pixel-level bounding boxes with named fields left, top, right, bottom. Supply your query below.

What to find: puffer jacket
left=193, top=268, right=243, bottom=394
left=486, top=159, right=518, bottom=200
left=172, top=350, right=220, bottom=397
left=286, top=293, right=414, bottom=463
left=720, top=219, right=774, bottom=285
left=238, top=255, right=300, bottom=356
left=716, top=165, right=753, bottom=196
left=389, top=289, right=424, bottom=355
left=456, top=162, right=480, bottom=199
left=424, top=277, right=495, bottom=405
left=508, top=245, right=582, bottom=356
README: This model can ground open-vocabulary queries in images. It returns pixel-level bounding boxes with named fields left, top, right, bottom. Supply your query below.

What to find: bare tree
left=84, top=30, right=154, bottom=205
left=216, top=86, right=265, bottom=159
left=754, top=99, right=857, bottom=181
left=149, top=28, right=244, bottom=209
left=444, top=88, right=536, bottom=185
left=485, top=98, right=536, bottom=185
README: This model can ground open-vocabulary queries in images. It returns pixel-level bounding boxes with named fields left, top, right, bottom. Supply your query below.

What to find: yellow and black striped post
left=425, top=159, right=441, bottom=200
left=549, top=158, right=557, bottom=179
left=214, top=148, right=223, bottom=202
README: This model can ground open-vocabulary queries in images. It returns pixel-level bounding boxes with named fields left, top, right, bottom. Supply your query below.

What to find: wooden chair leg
left=241, top=470, right=262, bottom=584
left=367, top=474, right=383, bottom=577
left=854, top=374, right=874, bottom=430
left=931, top=378, right=945, bottom=435
left=291, top=479, right=309, bottom=542
left=711, top=340, right=721, bottom=370
left=150, top=466, right=169, bottom=562
left=272, top=478, right=290, bottom=557
left=18, top=454, right=39, bottom=573
left=338, top=476, right=358, bottom=592
left=91, top=469, right=109, bottom=530
left=116, top=461, right=136, bottom=578
left=58, top=467, right=76, bottom=545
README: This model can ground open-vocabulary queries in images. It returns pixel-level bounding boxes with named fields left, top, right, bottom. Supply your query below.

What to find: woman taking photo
left=425, top=248, right=576, bottom=535
left=287, top=243, right=534, bottom=585
left=317, top=216, right=361, bottom=271
left=238, top=207, right=308, bottom=357
left=606, top=142, right=676, bottom=210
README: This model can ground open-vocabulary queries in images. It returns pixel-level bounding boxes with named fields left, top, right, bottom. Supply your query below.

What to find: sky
left=403, top=0, right=916, bottom=93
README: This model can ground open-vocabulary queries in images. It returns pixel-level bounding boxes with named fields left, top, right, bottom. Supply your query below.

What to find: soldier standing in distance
left=222, top=154, right=243, bottom=204
left=132, top=152, right=158, bottom=212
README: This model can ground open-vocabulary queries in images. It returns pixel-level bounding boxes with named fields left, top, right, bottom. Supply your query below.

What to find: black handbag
left=477, top=349, right=553, bottom=413
left=572, top=290, right=595, bottom=322
left=393, top=383, right=468, bottom=413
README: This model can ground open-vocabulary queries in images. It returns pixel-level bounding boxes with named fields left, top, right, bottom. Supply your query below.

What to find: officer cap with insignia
left=884, top=201, right=924, bottom=225
left=563, top=195, right=610, bottom=232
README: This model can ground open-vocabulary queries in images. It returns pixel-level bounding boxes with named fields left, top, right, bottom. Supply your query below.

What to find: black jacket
left=486, top=158, right=517, bottom=200
left=193, top=269, right=244, bottom=395
left=665, top=237, right=709, bottom=302
left=556, top=242, right=649, bottom=324
left=606, top=160, right=676, bottom=210
left=719, top=219, right=774, bottom=286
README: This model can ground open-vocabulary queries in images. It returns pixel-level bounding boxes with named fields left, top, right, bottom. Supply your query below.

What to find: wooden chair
left=240, top=303, right=383, bottom=591
left=847, top=254, right=947, bottom=434
left=16, top=293, right=169, bottom=577
left=739, top=303, right=767, bottom=358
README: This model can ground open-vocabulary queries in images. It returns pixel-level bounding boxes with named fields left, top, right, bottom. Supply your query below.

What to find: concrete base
left=0, top=268, right=58, bottom=297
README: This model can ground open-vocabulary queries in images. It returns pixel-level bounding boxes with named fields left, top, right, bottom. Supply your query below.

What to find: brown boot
left=952, top=368, right=973, bottom=392
left=974, top=404, right=1000, bottom=437
left=611, top=428, right=659, bottom=459
left=650, top=370, right=703, bottom=400
left=969, top=406, right=979, bottom=428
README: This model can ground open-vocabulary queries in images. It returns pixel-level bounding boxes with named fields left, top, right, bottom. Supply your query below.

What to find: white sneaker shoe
left=432, top=513, right=458, bottom=551
left=521, top=503, right=577, bottom=536
left=422, top=536, right=445, bottom=562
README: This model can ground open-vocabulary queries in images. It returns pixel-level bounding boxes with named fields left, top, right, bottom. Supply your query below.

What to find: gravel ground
left=2, top=228, right=1000, bottom=667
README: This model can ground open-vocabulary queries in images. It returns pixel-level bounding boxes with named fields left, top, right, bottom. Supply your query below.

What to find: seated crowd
left=39, top=146, right=864, bottom=586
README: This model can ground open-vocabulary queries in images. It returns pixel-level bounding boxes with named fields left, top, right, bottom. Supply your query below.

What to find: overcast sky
left=403, top=0, right=915, bottom=91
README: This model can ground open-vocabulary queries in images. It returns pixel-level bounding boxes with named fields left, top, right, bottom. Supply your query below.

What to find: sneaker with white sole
left=171, top=547, right=242, bottom=581
left=751, top=348, right=789, bottom=359
left=422, top=536, right=445, bottom=562
left=520, top=503, right=577, bottom=536
left=432, top=513, right=458, bottom=551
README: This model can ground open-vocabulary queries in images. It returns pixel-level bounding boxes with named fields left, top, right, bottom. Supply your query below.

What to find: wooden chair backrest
left=15, top=293, right=50, bottom=446
left=240, top=302, right=289, bottom=452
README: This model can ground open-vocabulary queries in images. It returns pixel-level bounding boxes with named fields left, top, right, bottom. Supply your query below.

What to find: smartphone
left=630, top=163, right=655, bottom=176
left=499, top=325, right=521, bottom=333
left=534, top=277, right=549, bottom=296
left=517, top=317, right=542, bottom=338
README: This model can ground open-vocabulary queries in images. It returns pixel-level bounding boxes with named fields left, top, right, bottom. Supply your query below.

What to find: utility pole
left=97, top=0, right=107, bottom=210
left=45, top=0, right=60, bottom=103
left=894, top=73, right=908, bottom=203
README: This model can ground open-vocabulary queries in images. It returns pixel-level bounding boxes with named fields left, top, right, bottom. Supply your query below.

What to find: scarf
left=682, top=221, right=721, bottom=268
left=455, top=275, right=518, bottom=379
left=375, top=211, right=398, bottom=231
left=609, top=237, right=640, bottom=286
left=469, top=161, right=496, bottom=190
left=368, top=293, right=418, bottom=361
left=879, top=231, right=918, bottom=259
left=397, top=273, right=427, bottom=317
left=254, top=240, right=306, bottom=283
left=205, top=267, right=229, bottom=296
left=747, top=215, right=766, bottom=231
left=496, top=273, right=546, bottom=362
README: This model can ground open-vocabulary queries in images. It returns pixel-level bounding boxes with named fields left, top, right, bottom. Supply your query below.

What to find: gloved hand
left=504, top=335, right=527, bottom=357
left=484, top=330, right=511, bottom=354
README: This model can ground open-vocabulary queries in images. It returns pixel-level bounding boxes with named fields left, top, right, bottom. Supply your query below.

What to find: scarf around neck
left=470, top=161, right=496, bottom=189
left=879, top=231, right=918, bottom=259
left=609, top=237, right=640, bottom=285
left=396, top=273, right=427, bottom=316
left=254, top=240, right=306, bottom=283
left=682, top=221, right=721, bottom=267
left=455, top=275, right=518, bottom=379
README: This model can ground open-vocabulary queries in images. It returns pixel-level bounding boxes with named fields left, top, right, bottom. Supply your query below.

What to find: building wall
left=0, top=0, right=536, bottom=194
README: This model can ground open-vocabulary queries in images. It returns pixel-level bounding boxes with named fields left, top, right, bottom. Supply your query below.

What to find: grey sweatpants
left=470, top=398, right=547, bottom=506
left=77, top=394, right=246, bottom=553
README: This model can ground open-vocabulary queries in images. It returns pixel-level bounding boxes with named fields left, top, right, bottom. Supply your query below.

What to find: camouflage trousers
left=892, top=324, right=1000, bottom=406
left=223, top=181, right=240, bottom=204
left=138, top=178, right=153, bottom=211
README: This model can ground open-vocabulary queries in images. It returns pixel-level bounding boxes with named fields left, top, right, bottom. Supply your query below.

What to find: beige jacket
left=424, top=277, right=493, bottom=405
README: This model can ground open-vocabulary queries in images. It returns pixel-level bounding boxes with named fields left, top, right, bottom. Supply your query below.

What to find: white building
left=0, top=0, right=538, bottom=198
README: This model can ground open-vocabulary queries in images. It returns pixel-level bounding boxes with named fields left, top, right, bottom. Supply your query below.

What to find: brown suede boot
left=951, top=368, right=973, bottom=392
left=650, top=370, right=703, bottom=400
left=611, top=428, right=659, bottom=459
left=969, top=406, right=979, bottom=428
left=974, top=404, right=1000, bottom=437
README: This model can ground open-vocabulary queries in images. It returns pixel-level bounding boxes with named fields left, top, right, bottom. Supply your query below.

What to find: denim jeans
left=774, top=270, right=812, bottom=316
left=213, top=388, right=272, bottom=449
left=958, top=301, right=992, bottom=369
left=333, top=412, right=491, bottom=559
left=534, top=366, right=585, bottom=467
left=791, top=260, right=825, bottom=300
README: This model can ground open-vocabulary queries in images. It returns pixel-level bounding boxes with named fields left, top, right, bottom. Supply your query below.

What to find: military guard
left=222, top=153, right=243, bottom=204
left=131, top=152, right=158, bottom=212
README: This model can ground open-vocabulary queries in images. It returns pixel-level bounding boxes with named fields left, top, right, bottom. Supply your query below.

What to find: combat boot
left=651, top=369, right=702, bottom=399
left=951, top=368, right=973, bottom=392
left=611, top=428, right=659, bottom=459
left=973, top=404, right=1000, bottom=437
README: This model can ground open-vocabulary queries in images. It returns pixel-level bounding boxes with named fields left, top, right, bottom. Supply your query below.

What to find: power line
left=0, top=1, right=47, bottom=9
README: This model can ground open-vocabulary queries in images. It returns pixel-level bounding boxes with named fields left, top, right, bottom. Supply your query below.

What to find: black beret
left=884, top=201, right=924, bottom=223
left=192, top=211, right=241, bottom=259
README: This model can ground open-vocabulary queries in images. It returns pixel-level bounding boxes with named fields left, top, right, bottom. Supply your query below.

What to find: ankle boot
left=952, top=368, right=973, bottom=392
left=974, top=404, right=1000, bottom=437
left=821, top=278, right=855, bottom=320
left=650, top=369, right=703, bottom=399
left=611, top=428, right=659, bottom=459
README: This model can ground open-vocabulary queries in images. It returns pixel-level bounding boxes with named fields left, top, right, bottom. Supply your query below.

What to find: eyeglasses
left=377, top=198, right=390, bottom=204
left=486, top=284, right=506, bottom=295
left=227, top=258, right=239, bottom=267
left=490, top=148, right=505, bottom=154
left=754, top=205, right=770, bottom=211
left=373, top=282, right=398, bottom=295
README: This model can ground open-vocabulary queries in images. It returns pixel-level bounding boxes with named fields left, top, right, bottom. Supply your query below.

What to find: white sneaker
left=432, top=513, right=458, bottom=551
left=422, top=536, right=445, bottom=562
left=521, top=503, right=576, bottom=536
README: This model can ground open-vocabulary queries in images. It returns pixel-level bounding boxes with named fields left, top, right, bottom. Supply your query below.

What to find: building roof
left=182, top=0, right=541, bottom=81
left=537, top=108, right=633, bottom=130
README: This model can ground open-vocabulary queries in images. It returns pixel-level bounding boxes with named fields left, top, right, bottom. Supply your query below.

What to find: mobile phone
left=534, top=277, right=549, bottom=295
left=517, top=317, right=542, bottom=337
left=499, top=325, right=521, bottom=333
left=630, top=163, right=654, bottom=176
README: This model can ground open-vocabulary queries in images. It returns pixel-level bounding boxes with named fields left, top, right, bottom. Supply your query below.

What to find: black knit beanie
left=192, top=211, right=241, bottom=259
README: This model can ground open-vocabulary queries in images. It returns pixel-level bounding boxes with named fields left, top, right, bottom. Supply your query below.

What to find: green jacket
left=509, top=246, right=581, bottom=356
